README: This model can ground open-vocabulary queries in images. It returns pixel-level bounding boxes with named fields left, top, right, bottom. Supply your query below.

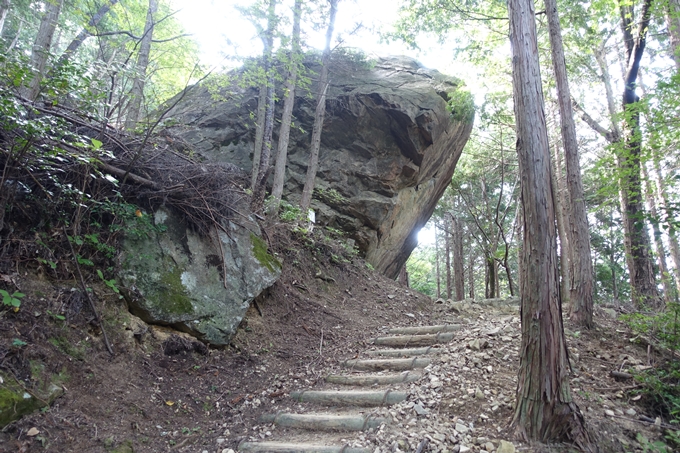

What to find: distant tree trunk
left=398, top=265, right=409, bottom=287
left=546, top=0, right=594, bottom=327
left=452, top=215, right=465, bottom=301
left=468, top=249, right=475, bottom=299
left=552, top=138, right=571, bottom=310
left=125, top=0, right=158, bottom=129
left=299, top=0, right=338, bottom=213
left=618, top=0, right=659, bottom=308
left=643, top=166, right=673, bottom=305
left=251, top=0, right=278, bottom=209
left=251, top=84, right=267, bottom=189
left=56, top=0, right=120, bottom=67
left=485, top=254, right=496, bottom=299
left=610, top=206, right=620, bottom=303
left=445, top=215, right=452, bottom=300
left=652, top=153, right=680, bottom=298
left=667, top=0, right=680, bottom=70
left=269, top=0, right=302, bottom=216
left=435, top=223, right=441, bottom=299
left=0, top=0, right=10, bottom=36
left=24, top=0, right=64, bottom=101
left=508, top=0, right=594, bottom=447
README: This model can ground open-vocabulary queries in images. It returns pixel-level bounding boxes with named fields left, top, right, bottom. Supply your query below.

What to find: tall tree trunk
left=667, top=0, right=680, bottom=70
left=251, top=84, right=267, bottom=190
left=24, top=0, right=64, bottom=101
left=0, top=0, right=10, bottom=36
left=299, top=0, right=338, bottom=213
left=56, top=0, right=120, bottom=67
left=642, top=165, right=673, bottom=305
left=618, top=0, right=659, bottom=308
left=610, top=206, right=620, bottom=304
left=445, top=214, right=452, bottom=300
left=452, top=215, right=465, bottom=301
left=546, top=0, right=594, bottom=327
left=508, top=0, right=594, bottom=447
left=125, top=0, right=158, bottom=129
left=268, top=0, right=302, bottom=216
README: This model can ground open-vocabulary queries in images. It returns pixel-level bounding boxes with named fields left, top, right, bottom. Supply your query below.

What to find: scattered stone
left=456, top=423, right=469, bottom=434
left=625, top=408, right=636, bottom=416
left=496, top=440, right=515, bottom=453
left=605, top=409, right=615, bottom=417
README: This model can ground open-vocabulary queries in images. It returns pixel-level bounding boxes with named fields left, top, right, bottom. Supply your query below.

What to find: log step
left=387, top=324, right=461, bottom=335
left=372, top=332, right=455, bottom=347
left=289, top=390, right=407, bottom=406
left=326, top=371, right=422, bottom=386
left=342, top=357, right=430, bottom=371
left=239, top=442, right=371, bottom=453
left=364, top=346, right=435, bottom=357
left=260, top=413, right=386, bottom=432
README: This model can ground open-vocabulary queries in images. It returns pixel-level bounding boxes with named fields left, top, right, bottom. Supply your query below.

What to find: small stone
left=625, top=408, right=636, bottom=416
left=455, top=422, right=469, bottom=434
left=485, top=441, right=495, bottom=451
left=459, top=445, right=471, bottom=453
left=475, top=389, right=485, bottom=399
left=27, top=427, right=40, bottom=437
left=414, top=403, right=429, bottom=415
left=496, top=440, right=515, bottom=453
left=605, top=409, right=615, bottom=417
left=388, top=295, right=395, bottom=299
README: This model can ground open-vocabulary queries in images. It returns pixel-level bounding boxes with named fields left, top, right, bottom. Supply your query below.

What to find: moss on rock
left=250, top=233, right=282, bottom=273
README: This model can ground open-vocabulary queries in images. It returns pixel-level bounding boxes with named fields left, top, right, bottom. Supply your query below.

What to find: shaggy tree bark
left=545, top=0, right=594, bottom=327
left=269, top=0, right=303, bottom=216
left=299, top=0, right=338, bottom=213
left=24, top=0, right=64, bottom=101
left=508, top=0, right=595, bottom=447
left=125, top=0, right=158, bottom=129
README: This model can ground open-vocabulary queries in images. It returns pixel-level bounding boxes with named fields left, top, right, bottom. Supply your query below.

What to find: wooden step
left=387, top=324, right=461, bottom=335
left=289, top=390, right=407, bottom=406
left=372, top=332, right=455, bottom=347
left=260, top=413, right=386, bottom=432
left=326, top=371, right=422, bottom=386
left=342, top=357, right=430, bottom=371
left=239, top=442, right=371, bottom=453
left=364, top=346, right=435, bottom=357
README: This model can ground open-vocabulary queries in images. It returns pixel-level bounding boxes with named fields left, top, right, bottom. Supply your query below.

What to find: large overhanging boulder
left=164, top=55, right=473, bottom=278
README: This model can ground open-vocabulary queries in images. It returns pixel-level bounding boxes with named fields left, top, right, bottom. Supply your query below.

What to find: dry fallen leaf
left=165, top=400, right=174, bottom=406
left=26, top=427, right=40, bottom=437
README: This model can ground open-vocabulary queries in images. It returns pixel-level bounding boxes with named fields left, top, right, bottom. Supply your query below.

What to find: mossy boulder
left=119, top=208, right=281, bottom=345
left=0, top=370, right=64, bottom=427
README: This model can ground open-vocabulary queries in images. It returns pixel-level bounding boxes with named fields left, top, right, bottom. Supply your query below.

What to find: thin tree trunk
left=643, top=165, right=673, bottom=305
left=0, top=0, right=10, bottom=36
left=468, top=249, right=475, bottom=299
left=125, top=0, right=158, bottom=129
left=508, top=0, right=594, bottom=447
left=652, top=154, right=680, bottom=298
left=551, top=138, right=571, bottom=311
left=56, top=0, right=120, bottom=67
left=452, top=215, right=465, bottom=301
left=445, top=214, right=452, bottom=300
left=667, top=0, right=680, bottom=70
left=545, top=0, right=594, bottom=327
left=251, top=84, right=267, bottom=189
left=299, top=0, right=338, bottom=213
left=268, top=0, right=302, bottom=216
left=435, top=222, right=441, bottom=299
left=24, top=0, right=64, bottom=101
left=610, top=206, right=620, bottom=304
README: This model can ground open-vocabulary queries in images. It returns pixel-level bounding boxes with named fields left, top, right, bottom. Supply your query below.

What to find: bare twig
left=63, top=227, right=114, bottom=356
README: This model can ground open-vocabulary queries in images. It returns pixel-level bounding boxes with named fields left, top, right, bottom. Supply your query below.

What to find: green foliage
left=0, top=290, right=25, bottom=308
left=447, top=88, right=475, bottom=122
left=278, top=200, right=303, bottom=223
left=313, top=187, right=347, bottom=205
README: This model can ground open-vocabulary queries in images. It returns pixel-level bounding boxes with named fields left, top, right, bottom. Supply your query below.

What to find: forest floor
left=0, top=225, right=674, bottom=453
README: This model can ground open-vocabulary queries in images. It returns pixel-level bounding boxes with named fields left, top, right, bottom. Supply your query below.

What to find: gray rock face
left=119, top=208, right=281, bottom=345
left=165, top=55, right=473, bottom=278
